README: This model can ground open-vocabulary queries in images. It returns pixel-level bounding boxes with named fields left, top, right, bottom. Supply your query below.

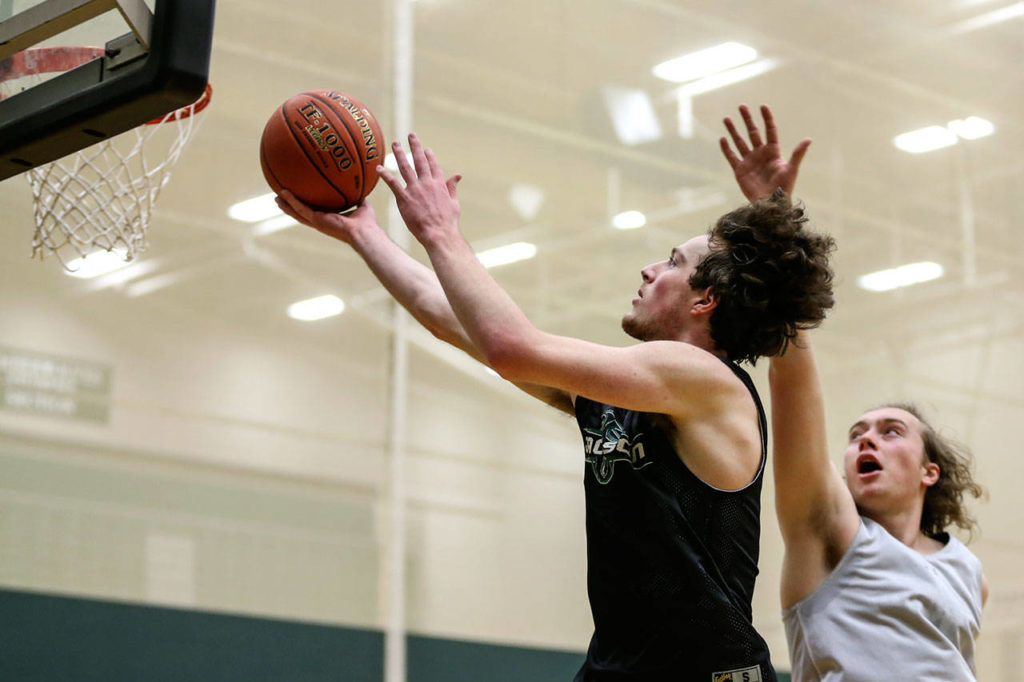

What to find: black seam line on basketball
left=309, top=92, right=366, bottom=193
left=260, top=136, right=286, bottom=197
left=281, top=99, right=354, bottom=206
left=264, top=111, right=297, bottom=198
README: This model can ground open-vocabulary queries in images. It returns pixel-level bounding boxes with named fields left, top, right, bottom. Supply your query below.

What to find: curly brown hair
left=876, top=402, right=986, bottom=538
left=689, top=189, right=836, bottom=364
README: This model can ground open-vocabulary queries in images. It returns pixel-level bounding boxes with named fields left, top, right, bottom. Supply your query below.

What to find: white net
left=0, top=47, right=210, bottom=271
left=26, top=90, right=210, bottom=269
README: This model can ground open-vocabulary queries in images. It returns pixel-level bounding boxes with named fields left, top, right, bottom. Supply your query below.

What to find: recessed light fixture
left=508, top=184, right=546, bottom=222
left=947, top=116, right=995, bottom=140
left=674, top=58, right=777, bottom=97
left=893, top=126, right=959, bottom=154
left=652, top=42, right=758, bottom=83
left=894, top=117, right=994, bottom=153
left=65, top=250, right=131, bottom=279
left=476, top=242, right=537, bottom=268
left=602, top=87, right=662, bottom=145
left=612, top=210, right=647, bottom=230
left=950, top=2, right=1024, bottom=33
left=858, top=262, right=944, bottom=292
left=228, top=192, right=282, bottom=223
left=288, top=294, right=345, bottom=321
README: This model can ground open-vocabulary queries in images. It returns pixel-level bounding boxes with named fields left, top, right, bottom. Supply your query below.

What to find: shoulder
left=936, top=534, right=985, bottom=573
left=632, top=340, right=732, bottom=368
left=641, top=342, right=749, bottom=392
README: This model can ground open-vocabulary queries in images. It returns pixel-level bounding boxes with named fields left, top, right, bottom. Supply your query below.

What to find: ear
left=921, top=461, right=940, bottom=487
left=690, top=287, right=719, bottom=317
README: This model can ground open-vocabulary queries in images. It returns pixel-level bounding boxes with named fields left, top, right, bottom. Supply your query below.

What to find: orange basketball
left=260, top=90, right=386, bottom=211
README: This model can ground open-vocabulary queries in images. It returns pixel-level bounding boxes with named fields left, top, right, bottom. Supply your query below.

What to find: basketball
left=260, top=90, right=386, bottom=211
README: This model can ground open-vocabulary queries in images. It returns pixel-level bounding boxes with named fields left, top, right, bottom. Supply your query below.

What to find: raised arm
left=377, top=134, right=742, bottom=422
left=276, top=192, right=574, bottom=415
left=769, top=333, right=859, bottom=605
left=720, top=104, right=812, bottom=203
left=720, top=106, right=857, bottom=603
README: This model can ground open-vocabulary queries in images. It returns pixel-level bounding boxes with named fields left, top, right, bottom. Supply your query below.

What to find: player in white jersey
left=719, top=105, right=988, bottom=682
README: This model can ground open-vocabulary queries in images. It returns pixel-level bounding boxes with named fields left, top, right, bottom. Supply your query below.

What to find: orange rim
left=145, top=83, right=213, bottom=124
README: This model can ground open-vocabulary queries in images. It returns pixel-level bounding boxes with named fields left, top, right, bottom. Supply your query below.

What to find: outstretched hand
left=720, top=104, right=811, bottom=203
left=275, top=191, right=379, bottom=246
left=377, top=133, right=462, bottom=245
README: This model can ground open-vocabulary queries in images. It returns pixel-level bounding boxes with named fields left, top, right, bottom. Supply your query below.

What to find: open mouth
left=856, top=455, right=882, bottom=475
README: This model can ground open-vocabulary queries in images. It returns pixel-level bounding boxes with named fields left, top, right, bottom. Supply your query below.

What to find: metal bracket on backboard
left=103, top=31, right=146, bottom=71
left=0, top=0, right=153, bottom=61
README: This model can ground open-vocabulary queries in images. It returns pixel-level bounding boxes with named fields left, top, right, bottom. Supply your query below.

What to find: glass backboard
left=0, top=0, right=215, bottom=181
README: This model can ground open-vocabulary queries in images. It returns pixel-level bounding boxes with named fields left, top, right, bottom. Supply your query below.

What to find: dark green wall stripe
left=0, top=588, right=788, bottom=681
left=407, top=634, right=582, bottom=682
left=0, top=589, right=383, bottom=682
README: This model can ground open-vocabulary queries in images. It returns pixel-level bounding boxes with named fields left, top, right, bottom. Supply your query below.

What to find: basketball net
left=0, top=47, right=212, bottom=270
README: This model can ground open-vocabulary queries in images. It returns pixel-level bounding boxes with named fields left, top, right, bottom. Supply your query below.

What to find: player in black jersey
left=276, top=115, right=834, bottom=681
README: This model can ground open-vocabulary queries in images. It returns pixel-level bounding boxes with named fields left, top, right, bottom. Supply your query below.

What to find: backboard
left=0, top=0, right=215, bottom=181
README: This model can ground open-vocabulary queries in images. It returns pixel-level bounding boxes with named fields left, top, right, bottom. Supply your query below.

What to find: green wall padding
left=407, top=633, right=583, bottom=682
left=0, top=588, right=788, bottom=681
left=0, top=589, right=383, bottom=682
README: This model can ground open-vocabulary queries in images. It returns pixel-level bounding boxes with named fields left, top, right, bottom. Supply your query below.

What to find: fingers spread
left=408, top=133, right=431, bottom=179
left=377, top=167, right=404, bottom=196
left=740, top=104, right=763, bottom=147
left=392, top=140, right=415, bottom=184
left=446, top=173, right=462, bottom=199
left=789, top=138, right=812, bottom=168
left=723, top=116, right=751, bottom=156
left=425, top=147, right=445, bottom=181
left=761, top=105, right=779, bottom=145
left=719, top=137, right=741, bottom=169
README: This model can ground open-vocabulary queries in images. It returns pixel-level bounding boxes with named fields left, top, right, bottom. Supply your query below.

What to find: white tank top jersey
left=782, top=517, right=983, bottom=682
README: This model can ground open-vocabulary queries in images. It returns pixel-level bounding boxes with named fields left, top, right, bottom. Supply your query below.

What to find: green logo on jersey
left=583, top=408, right=649, bottom=484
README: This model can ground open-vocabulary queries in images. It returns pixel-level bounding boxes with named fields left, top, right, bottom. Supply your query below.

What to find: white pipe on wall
left=384, top=0, right=413, bottom=681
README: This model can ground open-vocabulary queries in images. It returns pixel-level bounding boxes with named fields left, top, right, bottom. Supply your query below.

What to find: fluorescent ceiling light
left=602, top=87, right=662, bottom=145
left=508, top=183, right=545, bottom=222
left=948, top=116, right=994, bottom=140
left=228, top=192, right=283, bottom=222
left=858, top=262, right=944, bottom=292
left=677, top=94, right=694, bottom=139
left=949, top=2, right=1024, bottom=33
left=612, top=210, right=647, bottom=230
left=65, top=250, right=131, bottom=278
left=675, top=58, right=778, bottom=97
left=893, top=126, right=958, bottom=153
left=652, top=42, right=757, bottom=83
left=288, top=294, right=345, bottom=321
left=253, top=215, right=299, bottom=236
left=894, top=117, right=994, bottom=153
left=477, top=242, right=537, bottom=268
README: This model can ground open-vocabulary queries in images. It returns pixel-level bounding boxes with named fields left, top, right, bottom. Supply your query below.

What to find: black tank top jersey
left=572, top=358, right=775, bottom=682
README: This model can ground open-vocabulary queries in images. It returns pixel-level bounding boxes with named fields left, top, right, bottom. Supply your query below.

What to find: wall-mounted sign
left=0, top=347, right=112, bottom=422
